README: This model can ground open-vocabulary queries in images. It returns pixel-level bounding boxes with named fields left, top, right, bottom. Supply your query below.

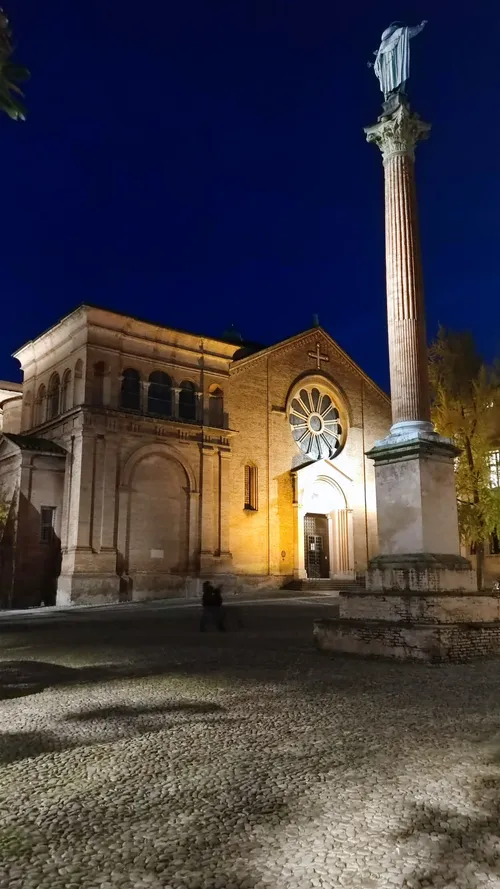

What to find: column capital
left=364, top=102, right=430, bottom=163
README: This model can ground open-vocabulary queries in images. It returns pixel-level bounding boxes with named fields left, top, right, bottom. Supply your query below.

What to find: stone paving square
left=1, top=597, right=500, bottom=889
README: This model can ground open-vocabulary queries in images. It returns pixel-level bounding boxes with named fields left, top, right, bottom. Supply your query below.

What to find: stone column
left=364, top=97, right=474, bottom=592
left=365, top=99, right=431, bottom=435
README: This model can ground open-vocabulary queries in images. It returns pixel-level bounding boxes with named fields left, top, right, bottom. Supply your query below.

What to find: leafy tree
left=429, top=327, right=500, bottom=589
left=0, top=9, right=29, bottom=121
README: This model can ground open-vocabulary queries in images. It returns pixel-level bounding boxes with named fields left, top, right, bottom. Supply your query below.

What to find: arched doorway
left=304, top=513, right=330, bottom=578
left=296, top=473, right=353, bottom=580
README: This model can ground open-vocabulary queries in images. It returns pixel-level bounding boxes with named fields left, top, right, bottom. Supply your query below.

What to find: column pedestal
left=366, top=430, right=475, bottom=593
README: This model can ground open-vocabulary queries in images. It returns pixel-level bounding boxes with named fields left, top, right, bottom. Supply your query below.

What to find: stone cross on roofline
left=308, top=343, right=329, bottom=370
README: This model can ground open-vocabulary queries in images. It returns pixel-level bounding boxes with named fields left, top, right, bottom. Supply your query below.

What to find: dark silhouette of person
left=200, top=581, right=226, bottom=632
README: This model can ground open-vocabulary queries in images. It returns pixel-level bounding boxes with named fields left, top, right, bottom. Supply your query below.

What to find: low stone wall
left=338, top=591, right=500, bottom=624
left=313, top=618, right=500, bottom=663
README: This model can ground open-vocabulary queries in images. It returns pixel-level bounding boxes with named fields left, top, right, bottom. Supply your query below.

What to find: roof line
left=231, top=325, right=390, bottom=402
left=0, top=380, right=22, bottom=391
left=13, top=302, right=265, bottom=358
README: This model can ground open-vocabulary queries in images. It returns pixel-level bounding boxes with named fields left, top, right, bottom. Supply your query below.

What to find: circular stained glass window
left=289, top=386, right=344, bottom=460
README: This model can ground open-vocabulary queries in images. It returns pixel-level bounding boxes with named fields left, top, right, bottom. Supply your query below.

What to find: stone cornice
left=82, top=406, right=235, bottom=447
left=13, top=307, right=89, bottom=371
left=366, top=433, right=459, bottom=465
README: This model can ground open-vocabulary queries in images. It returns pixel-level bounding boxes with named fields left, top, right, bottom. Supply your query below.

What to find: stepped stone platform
left=313, top=590, right=500, bottom=662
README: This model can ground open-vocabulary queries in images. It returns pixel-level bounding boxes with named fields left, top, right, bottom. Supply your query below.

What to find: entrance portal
left=304, top=513, right=330, bottom=579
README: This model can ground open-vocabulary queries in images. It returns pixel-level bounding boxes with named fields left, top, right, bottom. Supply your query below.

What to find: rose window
left=289, top=386, right=343, bottom=460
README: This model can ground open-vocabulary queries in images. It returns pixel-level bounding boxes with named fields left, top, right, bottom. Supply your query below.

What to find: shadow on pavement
left=65, top=701, right=225, bottom=721
left=0, top=660, right=76, bottom=699
left=395, top=744, right=500, bottom=886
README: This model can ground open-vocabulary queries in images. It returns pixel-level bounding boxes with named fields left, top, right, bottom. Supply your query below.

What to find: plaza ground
left=1, top=595, right=500, bottom=889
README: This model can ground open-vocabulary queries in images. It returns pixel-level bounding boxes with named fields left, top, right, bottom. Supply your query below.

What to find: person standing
left=200, top=581, right=226, bottom=632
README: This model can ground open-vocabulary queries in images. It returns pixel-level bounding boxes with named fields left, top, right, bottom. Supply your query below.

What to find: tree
left=429, top=327, right=500, bottom=589
left=0, top=9, right=29, bottom=121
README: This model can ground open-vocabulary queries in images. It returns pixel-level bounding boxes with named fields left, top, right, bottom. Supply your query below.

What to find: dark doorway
left=304, top=513, right=330, bottom=579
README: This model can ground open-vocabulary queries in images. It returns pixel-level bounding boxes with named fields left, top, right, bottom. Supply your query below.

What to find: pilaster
left=218, top=450, right=232, bottom=565
left=199, top=445, right=216, bottom=569
left=57, top=430, right=119, bottom=605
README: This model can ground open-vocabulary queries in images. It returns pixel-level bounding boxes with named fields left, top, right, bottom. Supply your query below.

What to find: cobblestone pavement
left=1, top=598, right=500, bottom=889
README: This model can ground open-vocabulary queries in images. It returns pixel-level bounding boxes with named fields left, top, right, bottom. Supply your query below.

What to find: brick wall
left=339, top=591, right=500, bottom=623
left=228, top=330, right=391, bottom=578
left=314, top=618, right=500, bottom=662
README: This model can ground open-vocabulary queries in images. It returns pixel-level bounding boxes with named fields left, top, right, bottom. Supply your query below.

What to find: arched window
left=60, top=370, right=72, bottom=413
left=35, top=384, right=46, bottom=426
left=46, top=374, right=60, bottom=420
left=208, top=385, right=224, bottom=428
left=121, top=368, right=141, bottom=410
left=179, top=380, right=197, bottom=422
left=148, top=371, right=172, bottom=417
left=92, top=361, right=106, bottom=406
left=74, top=359, right=85, bottom=405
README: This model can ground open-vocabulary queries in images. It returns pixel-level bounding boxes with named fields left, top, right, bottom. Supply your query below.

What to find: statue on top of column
left=370, top=22, right=427, bottom=101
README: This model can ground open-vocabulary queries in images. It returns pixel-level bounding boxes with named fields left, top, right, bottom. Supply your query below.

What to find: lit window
left=244, top=465, right=258, bottom=511
left=40, top=506, right=56, bottom=543
left=489, top=450, right=500, bottom=488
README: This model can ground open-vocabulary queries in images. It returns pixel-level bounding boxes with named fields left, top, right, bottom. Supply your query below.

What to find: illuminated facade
left=0, top=305, right=392, bottom=608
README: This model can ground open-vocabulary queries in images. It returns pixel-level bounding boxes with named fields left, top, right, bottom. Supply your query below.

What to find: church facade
left=0, top=305, right=392, bottom=608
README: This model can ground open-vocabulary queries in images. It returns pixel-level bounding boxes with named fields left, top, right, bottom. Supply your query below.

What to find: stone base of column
left=313, top=609, right=500, bottom=663
left=366, top=553, right=475, bottom=593
left=366, top=429, right=470, bottom=574
left=310, top=424, right=499, bottom=661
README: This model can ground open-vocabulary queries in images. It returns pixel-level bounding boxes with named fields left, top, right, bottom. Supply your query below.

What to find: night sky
left=1, top=2, right=499, bottom=391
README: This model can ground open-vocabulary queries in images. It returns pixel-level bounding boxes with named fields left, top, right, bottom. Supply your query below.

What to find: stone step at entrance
left=283, top=577, right=366, bottom=593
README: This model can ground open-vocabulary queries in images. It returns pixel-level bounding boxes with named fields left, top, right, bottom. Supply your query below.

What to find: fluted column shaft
left=365, top=102, right=431, bottom=429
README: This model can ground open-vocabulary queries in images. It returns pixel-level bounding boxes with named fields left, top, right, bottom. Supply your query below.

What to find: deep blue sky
left=1, top=2, right=499, bottom=390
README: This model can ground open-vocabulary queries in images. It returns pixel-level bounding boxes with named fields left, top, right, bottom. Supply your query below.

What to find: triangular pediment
left=231, top=326, right=389, bottom=405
